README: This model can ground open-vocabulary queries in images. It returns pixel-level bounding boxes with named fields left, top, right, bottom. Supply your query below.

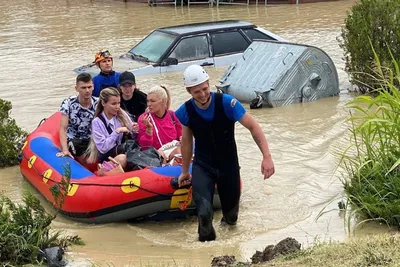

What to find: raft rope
left=179, top=186, right=193, bottom=211
left=37, top=118, right=47, bottom=128
left=21, top=152, right=191, bottom=198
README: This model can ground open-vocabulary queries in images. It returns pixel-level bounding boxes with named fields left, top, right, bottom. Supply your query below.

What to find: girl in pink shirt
left=138, top=85, right=182, bottom=162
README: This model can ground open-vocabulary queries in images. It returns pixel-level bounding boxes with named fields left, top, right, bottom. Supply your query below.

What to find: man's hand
left=178, top=172, right=192, bottom=187
left=261, top=155, right=274, bottom=179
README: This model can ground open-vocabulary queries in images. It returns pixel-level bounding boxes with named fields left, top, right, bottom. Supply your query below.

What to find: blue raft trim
left=30, top=137, right=93, bottom=180
left=149, top=164, right=192, bottom=177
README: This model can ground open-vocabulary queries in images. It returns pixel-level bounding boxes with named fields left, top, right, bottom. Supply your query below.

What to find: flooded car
left=74, top=20, right=284, bottom=76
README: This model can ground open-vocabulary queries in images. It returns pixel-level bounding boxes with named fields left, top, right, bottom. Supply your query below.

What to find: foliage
left=0, top=162, right=83, bottom=266
left=339, top=0, right=400, bottom=94
left=50, top=164, right=72, bottom=210
left=0, top=98, right=27, bottom=168
left=340, top=47, right=400, bottom=226
left=0, top=191, right=83, bottom=266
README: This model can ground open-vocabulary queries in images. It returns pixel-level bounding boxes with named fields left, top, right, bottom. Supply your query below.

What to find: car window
left=211, top=31, right=249, bottom=56
left=128, top=31, right=176, bottom=63
left=169, top=35, right=210, bottom=62
left=243, top=29, right=276, bottom=41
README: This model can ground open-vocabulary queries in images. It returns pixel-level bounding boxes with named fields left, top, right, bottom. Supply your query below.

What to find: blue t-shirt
left=175, top=92, right=246, bottom=126
left=92, top=71, right=120, bottom=97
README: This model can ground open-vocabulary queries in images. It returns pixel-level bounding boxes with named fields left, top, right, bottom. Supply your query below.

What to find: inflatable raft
left=19, top=112, right=221, bottom=223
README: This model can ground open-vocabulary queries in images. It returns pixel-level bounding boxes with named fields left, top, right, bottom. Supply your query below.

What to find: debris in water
left=39, top=246, right=67, bottom=267
left=211, top=255, right=251, bottom=267
left=251, top=237, right=301, bottom=264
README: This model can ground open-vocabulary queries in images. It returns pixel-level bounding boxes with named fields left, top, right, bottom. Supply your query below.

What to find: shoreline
left=260, top=233, right=400, bottom=267
left=60, top=232, right=399, bottom=266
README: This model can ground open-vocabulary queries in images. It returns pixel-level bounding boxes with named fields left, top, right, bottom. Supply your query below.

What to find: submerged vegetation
left=0, top=164, right=82, bottom=266
left=0, top=98, right=27, bottom=168
left=340, top=47, right=400, bottom=226
left=50, top=164, right=72, bottom=211
left=0, top=191, right=83, bottom=266
left=340, top=0, right=400, bottom=94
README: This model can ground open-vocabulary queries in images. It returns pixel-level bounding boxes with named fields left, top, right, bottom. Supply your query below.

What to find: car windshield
left=128, top=31, right=176, bottom=63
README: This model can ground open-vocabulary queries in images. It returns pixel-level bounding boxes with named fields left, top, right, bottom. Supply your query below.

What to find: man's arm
left=239, top=112, right=274, bottom=179
left=239, top=113, right=270, bottom=157
left=180, top=125, right=193, bottom=174
left=59, top=114, right=72, bottom=156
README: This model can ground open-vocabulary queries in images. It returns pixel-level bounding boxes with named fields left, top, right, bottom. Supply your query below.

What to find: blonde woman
left=87, top=87, right=137, bottom=169
left=137, top=85, right=182, bottom=162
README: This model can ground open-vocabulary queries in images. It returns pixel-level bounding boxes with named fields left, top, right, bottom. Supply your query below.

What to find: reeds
left=340, top=45, right=400, bottom=226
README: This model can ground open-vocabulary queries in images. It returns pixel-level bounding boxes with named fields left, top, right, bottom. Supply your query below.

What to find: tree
left=339, top=0, right=400, bottom=94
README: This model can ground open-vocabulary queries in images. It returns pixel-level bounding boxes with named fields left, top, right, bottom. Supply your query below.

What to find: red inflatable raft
left=19, top=112, right=221, bottom=223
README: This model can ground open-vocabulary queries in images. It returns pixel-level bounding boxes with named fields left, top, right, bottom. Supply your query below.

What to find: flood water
left=0, top=0, right=389, bottom=266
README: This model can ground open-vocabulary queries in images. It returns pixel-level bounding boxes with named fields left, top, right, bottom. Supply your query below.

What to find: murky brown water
left=0, top=0, right=390, bottom=266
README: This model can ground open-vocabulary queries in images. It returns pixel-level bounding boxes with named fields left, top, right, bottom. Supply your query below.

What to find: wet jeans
left=191, top=160, right=241, bottom=241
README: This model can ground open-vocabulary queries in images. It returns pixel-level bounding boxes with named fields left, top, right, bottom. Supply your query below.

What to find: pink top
left=138, top=110, right=182, bottom=150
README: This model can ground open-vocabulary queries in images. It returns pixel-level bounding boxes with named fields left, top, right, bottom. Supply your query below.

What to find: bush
left=339, top=0, right=400, bottom=94
left=0, top=191, right=83, bottom=266
left=341, top=49, right=400, bottom=226
left=0, top=98, right=27, bottom=168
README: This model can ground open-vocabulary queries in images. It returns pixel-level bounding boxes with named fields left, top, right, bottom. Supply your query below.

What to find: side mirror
left=161, top=58, right=178, bottom=66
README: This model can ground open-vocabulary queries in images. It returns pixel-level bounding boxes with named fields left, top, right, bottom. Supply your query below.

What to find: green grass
left=261, top=234, right=400, bottom=267
left=339, top=45, right=400, bottom=227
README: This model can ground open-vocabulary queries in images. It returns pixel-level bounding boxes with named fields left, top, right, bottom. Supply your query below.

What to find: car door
left=160, top=34, right=214, bottom=73
left=210, top=30, right=251, bottom=67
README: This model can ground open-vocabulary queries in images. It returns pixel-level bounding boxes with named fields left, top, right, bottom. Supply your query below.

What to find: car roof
left=157, top=20, right=256, bottom=36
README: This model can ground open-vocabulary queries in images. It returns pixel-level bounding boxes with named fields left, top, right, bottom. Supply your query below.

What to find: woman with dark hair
left=118, top=71, right=147, bottom=122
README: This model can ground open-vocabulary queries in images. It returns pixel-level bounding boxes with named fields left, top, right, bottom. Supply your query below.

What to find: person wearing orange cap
left=92, top=50, right=120, bottom=97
